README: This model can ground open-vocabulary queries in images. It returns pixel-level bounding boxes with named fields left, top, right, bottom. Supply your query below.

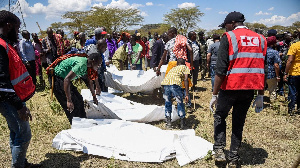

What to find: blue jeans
left=163, top=85, right=185, bottom=119
left=210, top=65, right=216, bottom=92
left=288, top=75, right=300, bottom=111
left=0, top=102, right=31, bottom=168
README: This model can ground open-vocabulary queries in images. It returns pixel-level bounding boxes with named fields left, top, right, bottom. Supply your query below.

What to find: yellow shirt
left=287, top=41, right=300, bottom=76
left=113, top=45, right=127, bottom=61
left=161, top=64, right=190, bottom=87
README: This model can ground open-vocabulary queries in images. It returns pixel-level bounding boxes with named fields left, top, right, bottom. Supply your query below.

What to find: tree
left=268, top=25, right=286, bottom=34
left=205, top=29, right=226, bottom=38
left=50, top=22, right=65, bottom=32
left=163, top=6, right=204, bottom=35
left=85, top=7, right=143, bottom=33
left=62, top=11, right=89, bottom=33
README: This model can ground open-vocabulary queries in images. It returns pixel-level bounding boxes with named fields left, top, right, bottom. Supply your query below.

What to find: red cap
left=101, top=31, right=107, bottom=35
left=73, top=31, right=79, bottom=35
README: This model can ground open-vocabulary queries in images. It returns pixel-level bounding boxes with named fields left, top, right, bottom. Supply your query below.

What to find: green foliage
left=60, top=7, right=143, bottom=34
left=205, top=29, right=226, bottom=38
left=138, top=23, right=171, bottom=37
left=48, top=98, right=63, bottom=115
left=163, top=6, right=204, bottom=35
left=204, top=150, right=213, bottom=161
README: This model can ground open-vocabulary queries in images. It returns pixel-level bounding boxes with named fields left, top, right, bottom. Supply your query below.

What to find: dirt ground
left=0, top=76, right=299, bottom=168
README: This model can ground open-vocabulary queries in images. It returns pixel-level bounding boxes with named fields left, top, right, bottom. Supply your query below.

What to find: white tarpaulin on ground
left=104, top=65, right=167, bottom=94
left=82, top=89, right=179, bottom=122
left=52, top=118, right=213, bottom=166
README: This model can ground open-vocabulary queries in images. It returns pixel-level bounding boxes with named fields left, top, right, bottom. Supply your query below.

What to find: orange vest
left=221, top=28, right=267, bottom=90
left=0, top=38, right=35, bottom=101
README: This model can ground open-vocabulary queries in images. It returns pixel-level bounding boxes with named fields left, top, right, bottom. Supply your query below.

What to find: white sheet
left=82, top=89, right=180, bottom=122
left=52, top=118, right=213, bottom=166
left=104, top=65, right=167, bottom=94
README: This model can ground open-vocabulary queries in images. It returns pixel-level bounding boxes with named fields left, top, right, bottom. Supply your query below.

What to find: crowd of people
left=0, top=9, right=299, bottom=168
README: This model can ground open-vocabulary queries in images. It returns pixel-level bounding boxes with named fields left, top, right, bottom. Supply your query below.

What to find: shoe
left=180, top=118, right=186, bottom=130
left=186, top=106, right=194, bottom=113
left=228, top=159, right=241, bottom=168
left=214, top=149, right=226, bottom=168
left=166, top=116, right=172, bottom=129
left=25, top=162, right=42, bottom=168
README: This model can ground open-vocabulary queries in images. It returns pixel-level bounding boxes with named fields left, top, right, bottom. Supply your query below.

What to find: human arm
left=187, top=43, right=194, bottom=69
left=87, top=78, right=98, bottom=105
left=284, top=54, right=295, bottom=81
left=156, top=50, right=168, bottom=76
left=64, top=71, right=77, bottom=112
left=184, top=74, right=189, bottom=102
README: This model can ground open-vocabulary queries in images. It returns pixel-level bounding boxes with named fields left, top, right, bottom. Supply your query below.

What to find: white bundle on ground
left=82, top=89, right=179, bottom=122
left=104, top=65, right=167, bottom=94
left=52, top=118, right=214, bottom=166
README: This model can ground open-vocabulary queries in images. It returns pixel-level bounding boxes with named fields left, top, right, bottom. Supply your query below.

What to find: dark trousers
left=53, top=76, right=86, bottom=124
left=288, top=75, right=300, bottom=111
left=213, top=89, right=254, bottom=161
left=25, top=60, right=37, bottom=86
left=98, top=66, right=108, bottom=92
left=192, top=60, right=200, bottom=87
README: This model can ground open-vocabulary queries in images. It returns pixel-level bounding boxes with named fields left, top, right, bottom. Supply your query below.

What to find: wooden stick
left=50, top=68, right=54, bottom=100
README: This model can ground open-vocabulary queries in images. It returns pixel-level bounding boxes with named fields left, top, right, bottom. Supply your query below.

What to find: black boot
left=166, top=116, right=172, bottom=129
left=214, top=148, right=226, bottom=168
left=180, top=118, right=186, bottom=130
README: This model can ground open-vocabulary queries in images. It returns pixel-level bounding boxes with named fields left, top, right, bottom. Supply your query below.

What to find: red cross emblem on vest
left=240, top=36, right=259, bottom=46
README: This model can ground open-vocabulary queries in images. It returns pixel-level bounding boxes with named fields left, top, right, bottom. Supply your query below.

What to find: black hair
left=0, top=10, right=20, bottom=27
left=177, top=58, right=185, bottom=65
left=131, top=34, right=137, bottom=41
left=21, top=30, right=29, bottom=37
left=212, top=34, right=220, bottom=40
left=142, top=36, right=147, bottom=40
left=168, top=27, right=177, bottom=34
left=188, top=31, right=194, bottom=39
left=198, top=31, right=204, bottom=36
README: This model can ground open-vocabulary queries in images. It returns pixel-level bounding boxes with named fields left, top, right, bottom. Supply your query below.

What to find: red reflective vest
left=0, top=38, right=35, bottom=101
left=221, top=28, right=267, bottom=90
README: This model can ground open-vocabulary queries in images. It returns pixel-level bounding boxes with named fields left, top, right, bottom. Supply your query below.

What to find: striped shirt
left=161, top=65, right=190, bottom=87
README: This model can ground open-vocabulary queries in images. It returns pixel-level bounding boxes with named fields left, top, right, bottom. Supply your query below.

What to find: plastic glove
left=252, top=95, right=264, bottom=113
left=210, top=94, right=218, bottom=112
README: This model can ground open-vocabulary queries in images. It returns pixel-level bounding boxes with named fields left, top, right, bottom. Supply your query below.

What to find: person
left=117, top=32, right=130, bottom=48
left=70, top=31, right=80, bottom=49
left=32, top=33, right=45, bottom=86
left=151, top=32, right=167, bottom=68
left=127, top=34, right=143, bottom=70
left=209, top=11, right=267, bottom=167
left=112, top=42, right=127, bottom=70
left=52, top=39, right=107, bottom=124
left=156, top=27, right=194, bottom=75
left=57, top=29, right=70, bottom=53
left=18, top=30, right=37, bottom=85
left=284, top=34, right=300, bottom=115
left=106, top=33, right=117, bottom=60
left=198, top=31, right=208, bottom=80
left=266, top=36, right=281, bottom=102
left=142, top=36, right=150, bottom=70
left=267, top=29, right=277, bottom=37
left=188, top=31, right=201, bottom=91
left=136, top=33, right=146, bottom=70
left=0, top=10, right=41, bottom=168
left=149, top=32, right=158, bottom=67
left=85, top=28, right=108, bottom=92
left=161, top=58, right=189, bottom=129
left=42, top=27, right=58, bottom=66
left=207, top=34, right=221, bottom=92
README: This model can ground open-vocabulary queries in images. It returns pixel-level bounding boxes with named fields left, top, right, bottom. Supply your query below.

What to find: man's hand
left=185, top=95, right=189, bottom=103
left=17, top=106, right=32, bottom=121
left=156, top=68, right=161, bottom=76
left=67, top=100, right=74, bottom=113
left=283, top=75, right=288, bottom=82
left=93, top=95, right=98, bottom=105
left=252, top=95, right=264, bottom=113
left=210, top=94, right=218, bottom=112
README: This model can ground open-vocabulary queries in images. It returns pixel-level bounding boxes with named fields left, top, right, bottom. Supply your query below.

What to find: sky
left=1, top=0, right=300, bottom=35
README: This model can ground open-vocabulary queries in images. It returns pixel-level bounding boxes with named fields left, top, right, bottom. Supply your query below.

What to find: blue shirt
left=266, top=47, right=281, bottom=79
left=18, top=38, right=36, bottom=62
left=85, top=36, right=97, bottom=46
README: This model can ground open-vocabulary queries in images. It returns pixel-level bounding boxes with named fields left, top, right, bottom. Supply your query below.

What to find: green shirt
left=126, top=43, right=142, bottom=64
left=54, top=57, right=87, bottom=79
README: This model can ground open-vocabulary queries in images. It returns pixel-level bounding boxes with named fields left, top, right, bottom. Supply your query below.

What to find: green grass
left=0, top=73, right=299, bottom=168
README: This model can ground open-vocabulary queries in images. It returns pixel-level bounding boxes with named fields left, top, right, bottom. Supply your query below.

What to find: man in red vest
left=209, top=11, right=267, bottom=168
left=0, top=10, right=41, bottom=168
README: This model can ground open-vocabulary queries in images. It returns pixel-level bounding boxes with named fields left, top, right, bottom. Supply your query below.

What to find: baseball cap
left=101, top=31, right=107, bottom=35
left=219, top=11, right=245, bottom=28
left=267, top=29, right=277, bottom=36
left=94, top=28, right=103, bottom=35
left=73, top=31, right=79, bottom=35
